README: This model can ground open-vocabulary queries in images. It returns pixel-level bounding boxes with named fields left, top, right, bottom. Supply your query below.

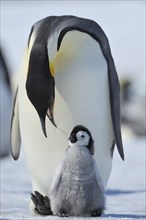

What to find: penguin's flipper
left=10, top=88, right=21, bottom=160
left=108, top=64, right=124, bottom=160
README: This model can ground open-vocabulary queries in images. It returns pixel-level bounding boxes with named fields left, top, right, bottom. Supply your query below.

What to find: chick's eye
left=81, top=135, right=85, bottom=138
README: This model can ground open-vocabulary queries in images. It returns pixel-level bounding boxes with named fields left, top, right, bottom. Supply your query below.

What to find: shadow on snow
left=106, top=189, right=145, bottom=196
left=103, top=213, right=146, bottom=219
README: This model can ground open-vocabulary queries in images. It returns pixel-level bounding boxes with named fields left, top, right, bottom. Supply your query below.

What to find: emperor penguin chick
left=49, top=125, right=105, bottom=217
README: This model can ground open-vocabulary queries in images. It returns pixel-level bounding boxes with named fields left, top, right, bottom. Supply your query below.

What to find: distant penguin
left=31, top=125, right=105, bottom=217
left=0, top=48, right=11, bottom=158
left=11, top=16, right=124, bottom=211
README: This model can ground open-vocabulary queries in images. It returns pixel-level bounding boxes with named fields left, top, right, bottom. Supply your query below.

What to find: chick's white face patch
left=69, top=130, right=90, bottom=147
left=78, top=131, right=90, bottom=147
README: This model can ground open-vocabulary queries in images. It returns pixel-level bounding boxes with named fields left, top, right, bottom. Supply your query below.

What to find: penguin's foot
left=58, top=209, right=69, bottom=217
left=31, top=191, right=53, bottom=215
left=91, top=209, right=103, bottom=217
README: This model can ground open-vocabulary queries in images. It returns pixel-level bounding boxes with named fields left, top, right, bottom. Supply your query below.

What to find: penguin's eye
left=81, top=135, right=85, bottom=138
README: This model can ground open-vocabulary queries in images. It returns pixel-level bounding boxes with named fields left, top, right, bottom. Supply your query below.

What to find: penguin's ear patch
left=87, top=136, right=94, bottom=155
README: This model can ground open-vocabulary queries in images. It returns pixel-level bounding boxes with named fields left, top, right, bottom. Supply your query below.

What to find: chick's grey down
left=49, top=125, right=105, bottom=217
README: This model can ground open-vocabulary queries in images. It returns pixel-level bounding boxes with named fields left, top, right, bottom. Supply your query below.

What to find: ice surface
left=0, top=135, right=145, bottom=220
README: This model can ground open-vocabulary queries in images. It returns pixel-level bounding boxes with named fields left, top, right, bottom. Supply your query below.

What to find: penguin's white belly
left=54, top=31, right=114, bottom=186
left=19, top=31, right=114, bottom=194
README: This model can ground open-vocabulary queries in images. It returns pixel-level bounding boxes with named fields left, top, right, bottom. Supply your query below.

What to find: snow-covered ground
left=0, top=134, right=145, bottom=220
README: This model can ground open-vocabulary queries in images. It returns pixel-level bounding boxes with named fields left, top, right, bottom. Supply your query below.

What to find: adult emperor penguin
left=11, top=15, right=124, bottom=207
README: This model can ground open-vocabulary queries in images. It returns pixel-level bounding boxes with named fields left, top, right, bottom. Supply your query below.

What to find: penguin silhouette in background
left=11, top=16, right=124, bottom=211
left=31, top=125, right=105, bottom=217
left=0, top=48, right=11, bottom=158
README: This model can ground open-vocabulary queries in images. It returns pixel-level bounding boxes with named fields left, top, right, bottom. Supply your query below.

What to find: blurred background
left=0, top=1, right=145, bottom=218
left=1, top=0, right=145, bottom=158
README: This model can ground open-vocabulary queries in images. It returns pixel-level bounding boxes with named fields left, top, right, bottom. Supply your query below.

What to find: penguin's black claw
left=91, top=209, right=103, bottom=217
left=31, top=193, right=38, bottom=207
left=58, top=209, right=69, bottom=217
left=33, top=191, right=44, bottom=205
left=31, top=191, right=53, bottom=215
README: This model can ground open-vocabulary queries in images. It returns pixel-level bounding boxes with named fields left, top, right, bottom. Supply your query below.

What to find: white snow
left=0, top=135, right=145, bottom=220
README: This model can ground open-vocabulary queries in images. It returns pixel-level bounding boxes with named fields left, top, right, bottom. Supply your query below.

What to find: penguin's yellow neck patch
left=50, top=60, right=55, bottom=77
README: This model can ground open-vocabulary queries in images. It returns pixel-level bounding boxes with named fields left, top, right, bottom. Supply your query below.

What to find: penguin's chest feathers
left=56, top=147, right=98, bottom=215
left=63, top=147, right=94, bottom=182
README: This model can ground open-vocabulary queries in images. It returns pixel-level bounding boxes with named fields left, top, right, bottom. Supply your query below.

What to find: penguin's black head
left=68, top=125, right=94, bottom=154
left=26, top=44, right=56, bottom=137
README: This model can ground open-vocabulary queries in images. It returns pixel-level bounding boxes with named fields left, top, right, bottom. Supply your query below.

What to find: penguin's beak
left=39, top=108, right=57, bottom=138
left=47, top=60, right=57, bottom=128
left=40, top=116, right=47, bottom=138
left=47, top=107, right=57, bottom=128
